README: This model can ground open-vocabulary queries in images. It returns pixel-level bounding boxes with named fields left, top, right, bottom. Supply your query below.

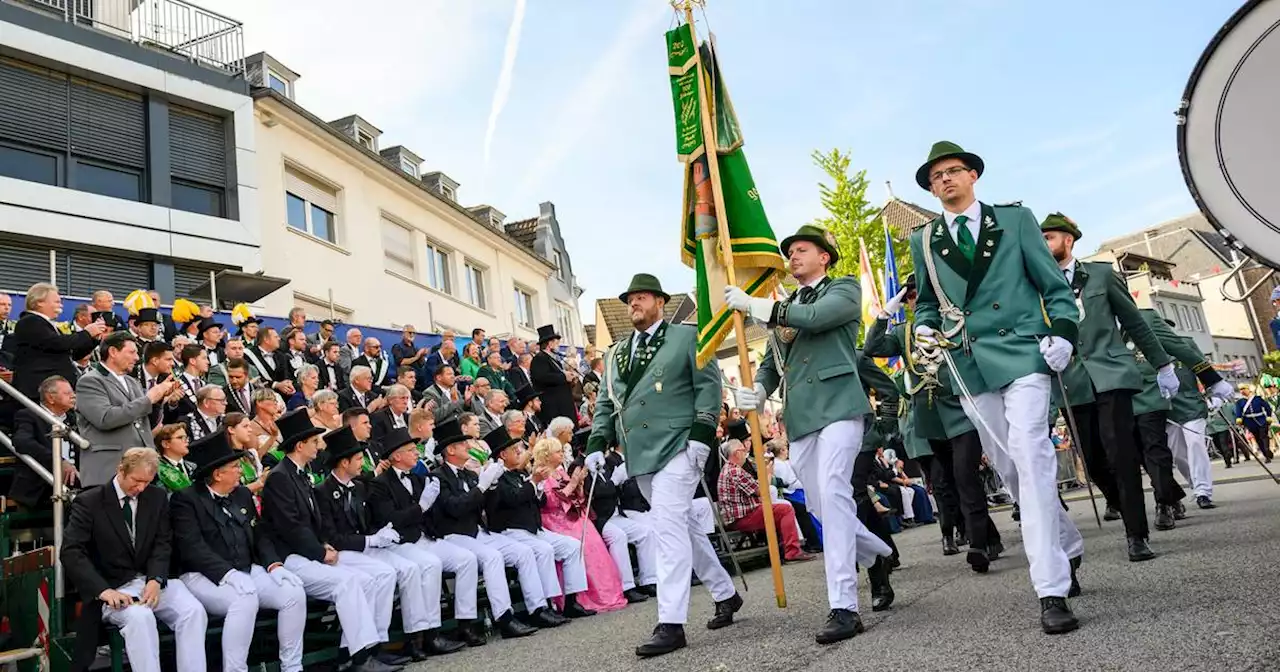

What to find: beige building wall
left=252, top=99, right=553, bottom=340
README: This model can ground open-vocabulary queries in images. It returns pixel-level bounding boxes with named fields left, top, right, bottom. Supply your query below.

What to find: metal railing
left=11, top=0, right=245, bottom=75
left=0, top=376, right=89, bottom=599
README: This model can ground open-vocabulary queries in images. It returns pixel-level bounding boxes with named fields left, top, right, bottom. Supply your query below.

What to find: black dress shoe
left=529, top=607, right=567, bottom=628
left=562, top=597, right=597, bottom=619
left=421, top=632, right=466, bottom=656
left=636, top=623, right=686, bottom=657
left=498, top=615, right=539, bottom=639
left=706, top=593, right=743, bottom=630
left=459, top=621, right=487, bottom=647
left=375, top=650, right=411, bottom=667
left=1154, top=505, right=1175, bottom=531
left=637, top=584, right=658, bottom=597
left=815, top=609, right=864, bottom=645
left=1173, top=501, right=1187, bottom=520
left=1103, top=506, right=1122, bottom=521
left=1011, top=503, right=1021, bottom=521
left=1127, top=536, right=1156, bottom=562
left=888, top=551, right=901, bottom=569
left=1196, top=495, right=1216, bottom=509
left=624, top=588, right=650, bottom=603
left=353, top=658, right=403, bottom=672
left=942, top=535, right=960, bottom=556
left=1068, top=556, right=1082, bottom=598
left=400, top=638, right=429, bottom=662
left=967, top=548, right=990, bottom=573
left=868, top=556, right=894, bottom=611
left=987, top=539, right=1004, bottom=560
left=1039, top=596, right=1079, bottom=634
left=956, top=533, right=970, bottom=546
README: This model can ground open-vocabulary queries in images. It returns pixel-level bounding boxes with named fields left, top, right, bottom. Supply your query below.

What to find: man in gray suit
left=337, top=328, right=364, bottom=375
left=76, top=332, right=181, bottom=486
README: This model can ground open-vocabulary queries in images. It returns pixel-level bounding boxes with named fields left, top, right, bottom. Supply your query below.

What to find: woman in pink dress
left=531, top=437, right=628, bottom=613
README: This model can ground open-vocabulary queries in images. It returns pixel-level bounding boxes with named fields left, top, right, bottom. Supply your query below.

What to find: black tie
left=797, top=286, right=817, bottom=304
left=633, top=332, right=649, bottom=366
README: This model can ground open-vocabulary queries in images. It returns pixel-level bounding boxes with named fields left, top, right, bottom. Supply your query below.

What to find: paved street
left=411, top=460, right=1280, bottom=672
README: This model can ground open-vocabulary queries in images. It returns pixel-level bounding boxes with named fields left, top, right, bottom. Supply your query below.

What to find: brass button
left=992, top=302, right=1000, bottom=310
left=998, top=329, right=1007, bottom=336
left=640, top=400, right=646, bottom=406
left=642, top=423, right=648, bottom=428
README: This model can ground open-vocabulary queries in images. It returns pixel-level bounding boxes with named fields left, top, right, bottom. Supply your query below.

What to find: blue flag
left=883, top=223, right=905, bottom=325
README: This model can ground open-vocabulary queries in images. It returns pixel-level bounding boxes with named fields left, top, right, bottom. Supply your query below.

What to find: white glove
left=585, top=452, right=606, bottom=475
left=365, top=534, right=392, bottom=549
left=881, top=287, right=909, bottom=318
left=914, top=325, right=938, bottom=346
left=1206, top=380, right=1234, bottom=406
left=1156, top=364, right=1181, bottom=400
left=477, top=461, right=505, bottom=492
left=418, top=477, right=441, bottom=512
left=1208, top=395, right=1226, bottom=412
left=269, top=566, right=302, bottom=587
left=734, top=383, right=767, bottom=412
left=1039, top=336, right=1073, bottom=373
left=610, top=463, right=629, bottom=487
left=376, top=523, right=401, bottom=545
left=724, top=285, right=776, bottom=323
left=221, top=570, right=256, bottom=596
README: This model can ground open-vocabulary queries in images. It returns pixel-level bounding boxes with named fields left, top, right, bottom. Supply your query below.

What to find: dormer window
left=400, top=157, right=419, bottom=178
left=267, top=69, right=290, bottom=96
left=440, top=184, right=456, bottom=202
left=357, top=130, right=375, bottom=151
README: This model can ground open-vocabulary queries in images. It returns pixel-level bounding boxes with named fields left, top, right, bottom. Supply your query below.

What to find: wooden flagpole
left=678, top=0, right=787, bottom=608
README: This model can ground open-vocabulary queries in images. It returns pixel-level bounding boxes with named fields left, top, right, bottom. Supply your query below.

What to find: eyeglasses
left=929, top=165, right=972, bottom=184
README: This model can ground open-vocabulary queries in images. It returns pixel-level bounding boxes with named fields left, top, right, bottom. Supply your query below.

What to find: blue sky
left=209, top=0, right=1241, bottom=315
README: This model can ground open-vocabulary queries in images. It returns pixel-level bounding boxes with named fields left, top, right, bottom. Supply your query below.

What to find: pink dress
left=540, top=468, right=628, bottom=613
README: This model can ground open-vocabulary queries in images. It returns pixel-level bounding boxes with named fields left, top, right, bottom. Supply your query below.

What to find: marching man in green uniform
left=908, top=141, right=1081, bottom=633
left=586, top=273, right=740, bottom=658
left=1041, top=213, right=1180, bottom=562
left=725, top=225, right=893, bottom=645
left=1166, top=333, right=1221, bottom=510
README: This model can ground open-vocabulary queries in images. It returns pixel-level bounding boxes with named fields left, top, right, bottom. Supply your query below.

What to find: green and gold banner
left=667, top=24, right=785, bottom=368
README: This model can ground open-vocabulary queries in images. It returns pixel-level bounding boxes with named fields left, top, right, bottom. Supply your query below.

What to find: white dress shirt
left=630, top=319, right=663, bottom=355
left=1062, top=257, right=1078, bottom=284
left=393, top=467, right=414, bottom=494
left=943, top=199, right=982, bottom=245
left=112, top=477, right=138, bottom=542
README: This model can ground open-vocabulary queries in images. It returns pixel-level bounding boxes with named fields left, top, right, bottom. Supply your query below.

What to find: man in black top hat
left=315, top=425, right=425, bottom=668
left=195, top=317, right=225, bottom=367
left=430, top=417, right=545, bottom=637
left=530, top=324, right=576, bottom=426
left=484, top=426, right=597, bottom=618
left=514, top=386, right=546, bottom=437
left=365, top=428, right=469, bottom=657
left=172, top=429, right=309, bottom=672
left=259, top=408, right=397, bottom=672
left=131, top=307, right=164, bottom=347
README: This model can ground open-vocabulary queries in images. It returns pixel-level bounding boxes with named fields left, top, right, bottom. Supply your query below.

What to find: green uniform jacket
left=1128, top=309, right=1224, bottom=416
left=1054, top=261, right=1173, bottom=408
left=755, top=275, right=871, bottom=441
left=1207, top=399, right=1235, bottom=434
left=911, top=203, right=1079, bottom=396
left=864, top=317, right=975, bottom=443
left=587, top=321, right=720, bottom=477
left=1169, top=336, right=1209, bottom=424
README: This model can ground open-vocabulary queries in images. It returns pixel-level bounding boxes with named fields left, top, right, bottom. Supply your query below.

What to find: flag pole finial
left=885, top=180, right=895, bottom=200
left=670, top=0, right=705, bottom=11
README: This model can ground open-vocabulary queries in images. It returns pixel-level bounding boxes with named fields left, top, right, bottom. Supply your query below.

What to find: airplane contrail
left=483, top=0, right=527, bottom=167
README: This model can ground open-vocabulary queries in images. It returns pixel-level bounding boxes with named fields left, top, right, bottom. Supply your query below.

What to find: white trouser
left=418, top=538, right=480, bottom=619
left=690, top=497, right=715, bottom=534
left=789, top=417, right=891, bottom=611
left=101, top=576, right=208, bottom=672
left=602, top=516, right=653, bottom=589
left=368, top=544, right=442, bottom=633
left=475, top=530, right=546, bottom=610
left=636, top=441, right=736, bottom=625
left=983, top=425, right=1085, bottom=561
left=181, top=566, right=307, bottom=672
left=611, top=512, right=658, bottom=587
left=334, top=551, right=397, bottom=641
left=1168, top=418, right=1214, bottom=498
left=897, top=485, right=917, bottom=519
left=501, top=528, right=587, bottom=597
left=283, top=554, right=379, bottom=654
left=960, top=373, right=1072, bottom=598
left=443, top=533, right=528, bottom=617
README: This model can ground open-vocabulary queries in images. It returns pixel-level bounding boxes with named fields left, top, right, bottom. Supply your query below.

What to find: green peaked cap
left=916, top=141, right=984, bottom=190
left=619, top=273, right=671, bottom=303
left=780, top=224, right=840, bottom=265
left=1040, top=212, right=1082, bottom=240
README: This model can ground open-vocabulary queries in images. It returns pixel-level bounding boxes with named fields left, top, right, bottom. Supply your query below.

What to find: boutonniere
left=333, top=489, right=341, bottom=500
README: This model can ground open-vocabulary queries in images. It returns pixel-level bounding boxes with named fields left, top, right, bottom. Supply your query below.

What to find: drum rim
left=1176, top=0, right=1280, bottom=270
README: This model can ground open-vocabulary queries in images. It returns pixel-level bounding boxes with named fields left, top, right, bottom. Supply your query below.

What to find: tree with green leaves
left=810, top=148, right=912, bottom=290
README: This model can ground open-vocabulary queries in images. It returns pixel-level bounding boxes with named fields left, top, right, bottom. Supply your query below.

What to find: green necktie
left=121, top=496, right=135, bottom=540
left=954, top=215, right=975, bottom=262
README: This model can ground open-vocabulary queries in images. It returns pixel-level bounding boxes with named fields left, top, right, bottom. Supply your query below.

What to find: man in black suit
left=339, top=365, right=386, bottom=413
left=352, top=338, right=393, bottom=387
left=136, top=341, right=184, bottom=432
left=370, top=384, right=413, bottom=448
left=514, top=386, right=546, bottom=437
left=171, top=429, right=308, bottom=672
left=9, top=375, right=79, bottom=510
left=222, top=358, right=255, bottom=417
left=6, top=283, right=106, bottom=403
left=507, top=352, right=534, bottom=392
left=247, top=327, right=296, bottom=400
left=144, top=290, right=178, bottom=343
left=317, top=341, right=347, bottom=392
left=61, top=448, right=208, bottom=672
left=259, top=408, right=397, bottom=672
left=314, top=425, right=418, bottom=668
left=429, top=418, right=541, bottom=638
left=344, top=408, right=385, bottom=482
left=530, top=325, right=577, bottom=427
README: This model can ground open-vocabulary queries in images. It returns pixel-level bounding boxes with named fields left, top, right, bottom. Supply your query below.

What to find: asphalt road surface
left=412, top=467, right=1280, bottom=672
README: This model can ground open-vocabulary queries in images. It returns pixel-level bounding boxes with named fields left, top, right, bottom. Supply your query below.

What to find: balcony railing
left=12, top=0, right=245, bottom=75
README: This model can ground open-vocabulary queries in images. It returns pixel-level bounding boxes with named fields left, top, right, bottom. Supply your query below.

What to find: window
left=267, top=69, right=289, bottom=96
left=439, top=184, right=456, bottom=202
left=0, top=143, right=58, bottom=185
left=1194, top=308, right=1206, bottom=332
left=400, top=157, right=419, bottom=178
left=382, top=219, right=415, bottom=278
left=76, top=161, right=142, bottom=201
left=284, top=167, right=339, bottom=243
left=514, top=287, right=535, bottom=329
left=426, top=243, right=450, bottom=292
left=172, top=179, right=223, bottom=217
left=465, top=262, right=486, bottom=309
left=1154, top=300, right=1166, bottom=318
left=552, top=250, right=566, bottom=281
left=357, top=130, right=375, bottom=151
left=556, top=303, right=573, bottom=342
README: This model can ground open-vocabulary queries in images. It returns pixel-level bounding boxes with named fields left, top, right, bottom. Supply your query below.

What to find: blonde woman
left=309, top=388, right=342, bottom=431
left=246, top=388, right=282, bottom=464
left=530, top=437, right=626, bottom=613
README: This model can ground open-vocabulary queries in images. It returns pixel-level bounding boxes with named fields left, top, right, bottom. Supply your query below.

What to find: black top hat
left=618, top=273, right=671, bottom=303
left=133, top=307, right=161, bottom=326
left=726, top=418, right=750, bottom=443
left=379, top=427, right=416, bottom=460
left=188, top=428, right=246, bottom=481
left=512, top=385, right=542, bottom=409
left=535, top=324, right=561, bottom=344
left=278, top=407, right=325, bottom=454
left=483, top=426, right=521, bottom=455
left=321, top=425, right=364, bottom=465
left=195, top=317, right=224, bottom=337
left=432, top=418, right=469, bottom=455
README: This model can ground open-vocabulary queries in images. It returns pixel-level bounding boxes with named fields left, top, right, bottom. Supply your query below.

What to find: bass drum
left=1179, top=0, right=1280, bottom=269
